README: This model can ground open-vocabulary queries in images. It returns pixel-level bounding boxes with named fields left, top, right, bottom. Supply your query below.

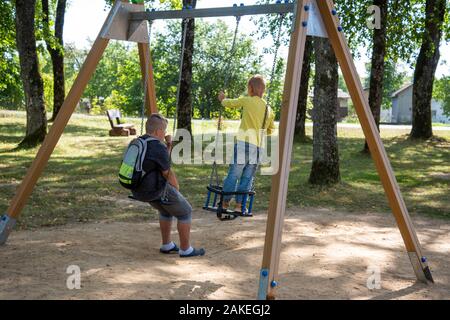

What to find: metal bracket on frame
left=100, top=1, right=149, bottom=43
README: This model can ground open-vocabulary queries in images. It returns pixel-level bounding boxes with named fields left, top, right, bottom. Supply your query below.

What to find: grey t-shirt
left=132, top=135, right=170, bottom=202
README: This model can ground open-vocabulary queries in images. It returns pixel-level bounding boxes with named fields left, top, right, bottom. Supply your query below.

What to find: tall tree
left=176, top=0, right=197, bottom=135
left=15, top=0, right=47, bottom=147
left=309, top=38, right=340, bottom=185
left=364, top=60, right=409, bottom=111
left=294, top=36, right=313, bottom=141
left=41, top=0, right=67, bottom=121
left=363, top=0, right=388, bottom=153
left=411, top=0, right=446, bottom=139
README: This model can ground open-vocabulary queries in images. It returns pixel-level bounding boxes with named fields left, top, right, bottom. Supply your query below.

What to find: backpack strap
left=137, top=136, right=163, bottom=184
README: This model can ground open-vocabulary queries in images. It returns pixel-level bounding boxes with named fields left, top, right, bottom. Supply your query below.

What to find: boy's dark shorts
left=149, top=185, right=192, bottom=224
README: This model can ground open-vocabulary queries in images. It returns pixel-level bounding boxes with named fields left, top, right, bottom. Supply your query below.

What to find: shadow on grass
left=0, top=131, right=449, bottom=229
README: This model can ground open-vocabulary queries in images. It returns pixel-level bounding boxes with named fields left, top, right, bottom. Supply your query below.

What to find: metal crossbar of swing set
left=129, top=3, right=295, bottom=21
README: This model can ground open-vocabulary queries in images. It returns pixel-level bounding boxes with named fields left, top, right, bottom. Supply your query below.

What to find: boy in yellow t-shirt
left=218, top=75, right=276, bottom=214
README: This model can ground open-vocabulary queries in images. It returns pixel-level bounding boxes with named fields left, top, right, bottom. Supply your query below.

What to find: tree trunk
left=295, top=36, right=313, bottom=142
left=42, top=0, right=66, bottom=122
left=410, top=0, right=446, bottom=139
left=177, top=0, right=197, bottom=135
left=309, top=37, right=340, bottom=185
left=363, top=0, right=388, bottom=153
left=15, top=0, right=47, bottom=148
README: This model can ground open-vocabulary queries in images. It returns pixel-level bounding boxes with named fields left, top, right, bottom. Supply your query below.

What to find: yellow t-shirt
left=221, top=96, right=276, bottom=147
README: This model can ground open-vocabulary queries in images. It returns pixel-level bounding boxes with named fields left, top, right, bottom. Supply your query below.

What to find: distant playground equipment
left=0, top=0, right=434, bottom=300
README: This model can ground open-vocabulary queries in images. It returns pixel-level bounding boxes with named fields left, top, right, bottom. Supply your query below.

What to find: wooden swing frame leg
left=1, top=1, right=158, bottom=245
left=0, top=37, right=109, bottom=246
left=136, top=1, right=158, bottom=116
left=258, top=0, right=433, bottom=300
left=138, top=43, right=158, bottom=115
left=258, top=0, right=309, bottom=300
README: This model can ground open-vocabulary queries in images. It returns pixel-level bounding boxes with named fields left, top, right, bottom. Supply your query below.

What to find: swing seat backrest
left=106, top=109, right=123, bottom=126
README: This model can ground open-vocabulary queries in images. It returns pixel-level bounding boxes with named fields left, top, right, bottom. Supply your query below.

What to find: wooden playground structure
left=0, top=0, right=434, bottom=300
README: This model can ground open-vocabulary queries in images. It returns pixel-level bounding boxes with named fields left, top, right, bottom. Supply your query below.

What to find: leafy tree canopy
left=434, top=72, right=450, bottom=116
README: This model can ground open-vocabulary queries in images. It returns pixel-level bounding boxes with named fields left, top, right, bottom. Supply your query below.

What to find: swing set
left=0, top=0, right=434, bottom=300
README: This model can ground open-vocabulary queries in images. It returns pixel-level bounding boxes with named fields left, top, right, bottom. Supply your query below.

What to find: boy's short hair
left=248, top=75, right=266, bottom=96
left=146, top=113, right=168, bottom=134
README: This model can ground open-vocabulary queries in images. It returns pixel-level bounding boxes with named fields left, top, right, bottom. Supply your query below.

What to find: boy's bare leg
left=159, top=219, right=172, bottom=245
left=177, top=221, right=191, bottom=251
left=235, top=202, right=242, bottom=212
left=222, top=200, right=230, bottom=209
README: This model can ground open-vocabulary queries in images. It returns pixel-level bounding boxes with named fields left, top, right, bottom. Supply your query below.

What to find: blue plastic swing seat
left=203, top=185, right=256, bottom=221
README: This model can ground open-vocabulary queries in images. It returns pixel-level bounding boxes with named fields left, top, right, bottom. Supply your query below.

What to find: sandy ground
left=0, top=208, right=449, bottom=300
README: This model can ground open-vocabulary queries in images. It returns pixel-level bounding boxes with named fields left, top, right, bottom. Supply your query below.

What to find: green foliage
left=63, top=43, right=85, bottom=90
left=39, top=50, right=54, bottom=112
left=68, top=20, right=266, bottom=120
left=0, top=1, right=24, bottom=110
left=445, top=0, right=450, bottom=41
left=252, top=0, right=293, bottom=47
left=3, top=0, right=447, bottom=120
left=267, top=58, right=285, bottom=120
left=337, top=0, right=424, bottom=63
left=364, top=60, right=409, bottom=109
left=191, top=20, right=265, bottom=120
left=37, top=0, right=61, bottom=51
left=152, top=20, right=265, bottom=119
left=83, top=41, right=143, bottom=116
left=381, top=60, right=409, bottom=109
left=434, top=74, right=450, bottom=116
left=338, top=73, right=347, bottom=93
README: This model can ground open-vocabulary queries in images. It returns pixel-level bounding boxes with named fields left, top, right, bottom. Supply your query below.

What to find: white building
left=309, top=88, right=350, bottom=122
left=391, top=84, right=449, bottom=124
left=363, top=88, right=392, bottom=123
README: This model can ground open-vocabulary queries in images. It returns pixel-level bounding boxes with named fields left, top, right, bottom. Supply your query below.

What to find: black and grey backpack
left=118, top=136, right=157, bottom=190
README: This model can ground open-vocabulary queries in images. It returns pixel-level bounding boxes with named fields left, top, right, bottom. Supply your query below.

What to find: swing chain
left=172, top=17, right=190, bottom=137
left=223, top=15, right=242, bottom=91
left=209, top=15, right=242, bottom=188
left=210, top=13, right=284, bottom=190
left=266, top=13, right=285, bottom=110
left=161, top=16, right=191, bottom=202
left=250, top=13, right=285, bottom=193
left=217, top=15, right=241, bottom=133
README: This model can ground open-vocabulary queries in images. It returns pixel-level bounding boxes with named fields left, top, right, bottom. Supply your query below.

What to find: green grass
left=0, top=110, right=449, bottom=230
left=433, top=122, right=450, bottom=127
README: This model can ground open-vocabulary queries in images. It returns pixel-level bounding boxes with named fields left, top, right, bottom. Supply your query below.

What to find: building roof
left=308, top=88, right=351, bottom=99
left=391, top=83, right=413, bottom=98
left=338, top=89, right=350, bottom=99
